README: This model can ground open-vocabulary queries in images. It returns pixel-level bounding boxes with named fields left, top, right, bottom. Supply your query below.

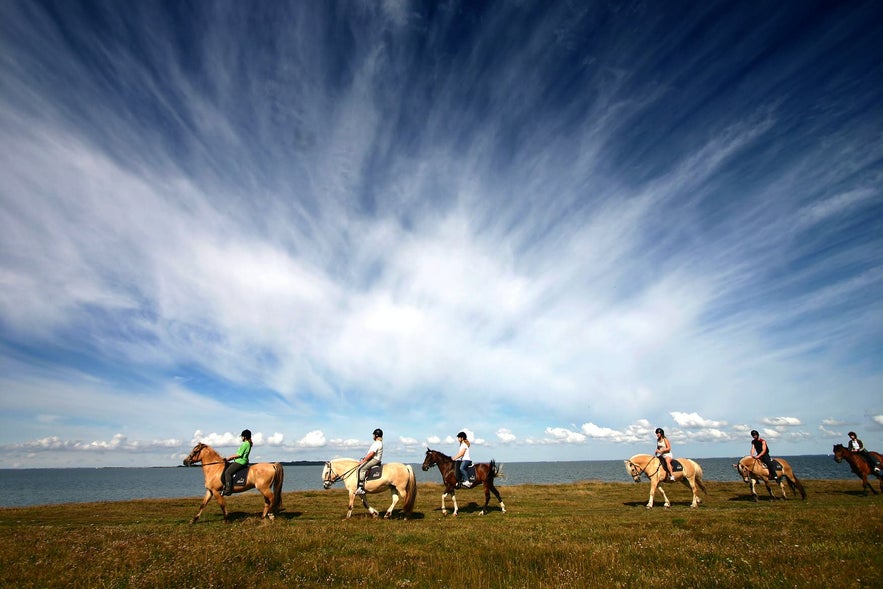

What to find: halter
left=183, top=445, right=227, bottom=467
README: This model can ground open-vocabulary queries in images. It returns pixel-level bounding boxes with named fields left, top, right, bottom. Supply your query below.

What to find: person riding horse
left=848, top=432, right=882, bottom=474
left=654, top=428, right=675, bottom=482
left=451, top=431, right=473, bottom=487
left=750, top=430, right=779, bottom=482
left=223, top=429, right=252, bottom=496
left=355, top=428, right=383, bottom=495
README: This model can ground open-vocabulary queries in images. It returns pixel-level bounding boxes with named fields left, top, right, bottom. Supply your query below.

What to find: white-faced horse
left=624, top=454, right=707, bottom=509
left=734, top=456, right=806, bottom=501
left=183, top=443, right=284, bottom=523
left=321, top=458, right=417, bottom=519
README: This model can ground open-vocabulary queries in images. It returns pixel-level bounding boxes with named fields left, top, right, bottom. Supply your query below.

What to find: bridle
left=628, top=457, right=663, bottom=482
left=183, top=444, right=226, bottom=467
left=322, top=460, right=359, bottom=489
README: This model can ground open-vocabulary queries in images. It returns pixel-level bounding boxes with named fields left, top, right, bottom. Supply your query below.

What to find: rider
left=750, top=430, right=779, bottom=482
left=847, top=431, right=881, bottom=473
left=354, top=428, right=384, bottom=495
left=222, top=429, right=252, bottom=496
left=452, top=431, right=473, bottom=488
left=654, top=428, right=675, bottom=482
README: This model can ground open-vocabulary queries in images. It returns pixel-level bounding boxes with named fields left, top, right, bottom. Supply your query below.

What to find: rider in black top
left=750, top=430, right=779, bottom=482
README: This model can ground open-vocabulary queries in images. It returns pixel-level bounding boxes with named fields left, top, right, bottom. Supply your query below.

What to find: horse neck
left=332, top=458, right=359, bottom=478
left=431, top=452, right=456, bottom=475
left=200, top=445, right=224, bottom=465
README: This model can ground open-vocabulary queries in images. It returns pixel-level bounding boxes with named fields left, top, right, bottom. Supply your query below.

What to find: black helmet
left=750, top=430, right=759, bottom=437
left=848, top=431, right=857, bottom=437
left=241, top=429, right=252, bottom=439
left=655, top=428, right=664, bottom=435
left=372, top=428, right=383, bottom=438
left=457, top=431, right=467, bottom=439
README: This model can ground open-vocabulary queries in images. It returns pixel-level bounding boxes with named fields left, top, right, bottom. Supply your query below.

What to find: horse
left=832, top=444, right=883, bottom=495
left=182, top=443, right=284, bottom=523
left=421, top=449, right=506, bottom=516
left=321, top=458, right=417, bottom=519
left=624, top=454, right=707, bottom=509
left=733, top=455, right=806, bottom=501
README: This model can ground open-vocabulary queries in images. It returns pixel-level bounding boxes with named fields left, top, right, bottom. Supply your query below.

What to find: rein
left=631, top=456, right=663, bottom=480
left=324, top=461, right=360, bottom=486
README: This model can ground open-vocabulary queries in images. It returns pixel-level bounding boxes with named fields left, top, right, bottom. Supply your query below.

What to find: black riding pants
left=223, top=461, right=246, bottom=490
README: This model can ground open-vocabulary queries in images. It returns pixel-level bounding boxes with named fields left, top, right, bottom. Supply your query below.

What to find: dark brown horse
left=832, top=444, right=883, bottom=495
left=421, top=448, right=506, bottom=515
left=183, top=443, right=284, bottom=523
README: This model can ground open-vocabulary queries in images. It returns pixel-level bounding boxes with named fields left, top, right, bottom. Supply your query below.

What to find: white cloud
left=670, top=412, right=727, bottom=428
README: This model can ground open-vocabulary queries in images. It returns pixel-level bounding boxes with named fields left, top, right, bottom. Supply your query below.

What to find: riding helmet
left=373, top=428, right=383, bottom=438
left=750, top=430, right=759, bottom=437
left=848, top=431, right=856, bottom=437
left=654, top=428, right=664, bottom=435
left=457, top=431, right=467, bottom=439
left=241, top=429, right=252, bottom=439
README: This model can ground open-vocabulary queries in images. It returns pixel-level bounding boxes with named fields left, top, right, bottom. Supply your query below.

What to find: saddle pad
left=366, top=464, right=383, bottom=481
left=219, top=466, right=250, bottom=488
left=670, top=459, right=684, bottom=472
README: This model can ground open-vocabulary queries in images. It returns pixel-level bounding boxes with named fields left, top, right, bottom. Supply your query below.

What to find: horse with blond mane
left=624, top=454, right=707, bottom=509
left=322, top=458, right=417, bottom=519
left=832, top=444, right=883, bottom=495
left=183, top=442, right=284, bottom=523
left=733, top=455, right=806, bottom=501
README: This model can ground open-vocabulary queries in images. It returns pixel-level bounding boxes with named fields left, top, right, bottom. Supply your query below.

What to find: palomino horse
left=321, top=458, right=417, bottom=519
left=733, top=456, right=806, bottom=501
left=624, top=454, right=707, bottom=509
left=183, top=443, right=284, bottom=523
left=832, top=444, right=883, bottom=495
left=421, top=449, right=506, bottom=516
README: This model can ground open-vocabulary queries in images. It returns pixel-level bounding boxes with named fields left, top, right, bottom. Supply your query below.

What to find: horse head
left=321, top=461, right=338, bottom=489
left=832, top=443, right=846, bottom=463
left=183, top=443, right=206, bottom=466
left=421, top=449, right=437, bottom=471
left=623, top=458, right=642, bottom=482
left=733, top=461, right=750, bottom=482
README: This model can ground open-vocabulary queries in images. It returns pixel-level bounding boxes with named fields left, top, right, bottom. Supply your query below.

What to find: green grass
left=1, top=480, right=881, bottom=588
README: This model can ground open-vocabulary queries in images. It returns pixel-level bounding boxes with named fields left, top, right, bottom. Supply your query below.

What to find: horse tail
left=490, top=459, right=504, bottom=479
left=402, top=464, right=417, bottom=516
left=789, top=470, right=806, bottom=500
left=692, top=461, right=708, bottom=496
left=270, top=463, right=284, bottom=512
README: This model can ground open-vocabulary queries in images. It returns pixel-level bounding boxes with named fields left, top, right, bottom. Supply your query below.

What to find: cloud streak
left=1, top=1, right=881, bottom=466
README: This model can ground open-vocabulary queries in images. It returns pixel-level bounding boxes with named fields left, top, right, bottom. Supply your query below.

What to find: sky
left=1, top=0, right=881, bottom=468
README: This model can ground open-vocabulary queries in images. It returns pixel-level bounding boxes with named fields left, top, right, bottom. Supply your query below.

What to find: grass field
left=1, top=479, right=880, bottom=588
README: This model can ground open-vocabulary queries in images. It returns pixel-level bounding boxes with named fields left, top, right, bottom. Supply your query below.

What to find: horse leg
left=258, top=485, right=274, bottom=520
left=450, top=490, right=459, bottom=516
left=646, top=480, right=658, bottom=508
left=384, top=487, right=400, bottom=519
left=750, top=478, right=760, bottom=502
left=190, top=489, right=214, bottom=524
left=479, top=483, right=491, bottom=515
left=489, top=482, right=506, bottom=514
left=440, top=490, right=450, bottom=516
left=686, top=476, right=700, bottom=508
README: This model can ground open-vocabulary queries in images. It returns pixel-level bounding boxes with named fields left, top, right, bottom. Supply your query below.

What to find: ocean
left=0, top=455, right=858, bottom=508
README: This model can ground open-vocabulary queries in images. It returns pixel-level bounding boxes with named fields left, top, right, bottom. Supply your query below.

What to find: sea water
left=0, top=455, right=855, bottom=508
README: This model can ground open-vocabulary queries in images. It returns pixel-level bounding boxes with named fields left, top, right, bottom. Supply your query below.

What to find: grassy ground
left=1, top=480, right=880, bottom=588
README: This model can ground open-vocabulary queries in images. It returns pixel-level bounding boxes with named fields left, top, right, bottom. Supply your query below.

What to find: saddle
left=456, top=463, right=477, bottom=483
left=669, top=459, right=684, bottom=473
left=219, top=465, right=250, bottom=489
left=768, top=460, right=783, bottom=474
left=365, top=463, right=384, bottom=481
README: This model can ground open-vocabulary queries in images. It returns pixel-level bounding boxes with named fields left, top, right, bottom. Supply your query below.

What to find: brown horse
left=733, top=456, right=806, bottom=501
left=624, top=454, right=707, bottom=509
left=183, top=443, right=284, bottom=523
left=832, top=444, right=883, bottom=495
left=421, top=449, right=506, bottom=516
left=321, top=458, right=417, bottom=519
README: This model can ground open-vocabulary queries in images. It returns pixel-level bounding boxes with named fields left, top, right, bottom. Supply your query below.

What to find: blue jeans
left=459, top=460, right=472, bottom=483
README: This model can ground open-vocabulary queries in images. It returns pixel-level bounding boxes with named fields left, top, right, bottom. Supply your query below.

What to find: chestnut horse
left=321, top=458, right=417, bottom=519
left=832, top=444, right=883, bottom=495
left=421, top=449, right=506, bottom=516
left=734, top=456, right=806, bottom=501
left=183, top=443, right=283, bottom=523
left=624, top=454, right=707, bottom=509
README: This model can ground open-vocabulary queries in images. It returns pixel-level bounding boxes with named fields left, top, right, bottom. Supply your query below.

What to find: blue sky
left=1, top=1, right=881, bottom=468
